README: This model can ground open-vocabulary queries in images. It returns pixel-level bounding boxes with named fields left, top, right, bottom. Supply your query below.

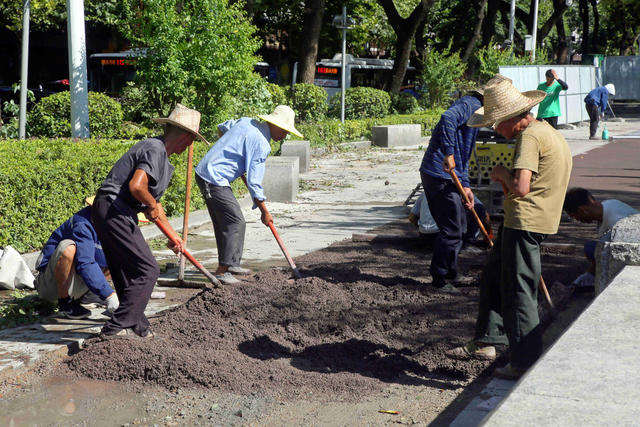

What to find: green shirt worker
left=536, top=69, right=568, bottom=129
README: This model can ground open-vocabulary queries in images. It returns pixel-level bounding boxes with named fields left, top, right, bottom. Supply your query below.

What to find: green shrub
left=266, top=82, right=288, bottom=107
left=0, top=138, right=238, bottom=252
left=418, top=44, right=466, bottom=108
left=474, top=44, right=549, bottom=81
left=29, top=91, right=124, bottom=138
left=328, top=86, right=391, bottom=119
left=391, top=92, right=419, bottom=114
left=118, top=121, right=156, bottom=140
left=292, top=109, right=443, bottom=149
left=289, top=83, right=328, bottom=122
left=119, top=81, right=157, bottom=126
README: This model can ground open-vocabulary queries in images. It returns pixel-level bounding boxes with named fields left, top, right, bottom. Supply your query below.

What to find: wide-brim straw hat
left=85, top=196, right=149, bottom=223
left=152, top=103, right=210, bottom=145
left=467, top=80, right=546, bottom=128
left=471, top=74, right=513, bottom=96
left=258, top=105, right=303, bottom=138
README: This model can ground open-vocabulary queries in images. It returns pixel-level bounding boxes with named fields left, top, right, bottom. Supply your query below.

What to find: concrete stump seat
left=262, top=156, right=299, bottom=203
left=281, top=140, right=311, bottom=173
left=371, top=124, right=421, bottom=147
left=595, top=213, right=640, bottom=294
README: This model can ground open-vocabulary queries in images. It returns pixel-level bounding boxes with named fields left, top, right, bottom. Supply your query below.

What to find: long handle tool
left=240, top=175, right=302, bottom=279
left=500, top=183, right=554, bottom=310
left=154, top=219, right=221, bottom=288
left=178, top=144, right=194, bottom=281
left=448, top=169, right=494, bottom=247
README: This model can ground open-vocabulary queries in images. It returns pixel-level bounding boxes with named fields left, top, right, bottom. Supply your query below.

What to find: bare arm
left=490, top=166, right=532, bottom=197
left=129, top=169, right=183, bottom=252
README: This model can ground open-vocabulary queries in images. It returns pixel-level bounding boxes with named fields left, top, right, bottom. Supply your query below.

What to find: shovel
left=154, top=219, right=221, bottom=288
left=240, top=175, right=302, bottom=279
left=448, top=169, right=494, bottom=247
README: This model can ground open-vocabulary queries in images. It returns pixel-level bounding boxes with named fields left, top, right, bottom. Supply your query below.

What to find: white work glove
left=106, top=292, right=120, bottom=313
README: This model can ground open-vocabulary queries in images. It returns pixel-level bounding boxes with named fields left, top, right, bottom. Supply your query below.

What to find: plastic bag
left=0, top=246, right=36, bottom=290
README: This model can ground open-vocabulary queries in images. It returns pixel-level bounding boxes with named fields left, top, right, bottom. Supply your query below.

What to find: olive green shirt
left=503, top=120, right=572, bottom=234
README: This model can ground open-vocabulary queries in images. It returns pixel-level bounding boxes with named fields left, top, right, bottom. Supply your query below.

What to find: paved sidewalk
left=2, top=118, right=638, bottom=388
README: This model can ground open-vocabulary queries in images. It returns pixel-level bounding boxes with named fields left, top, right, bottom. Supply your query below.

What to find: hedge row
left=0, top=138, right=245, bottom=253
left=291, top=109, right=444, bottom=149
left=1, top=110, right=443, bottom=252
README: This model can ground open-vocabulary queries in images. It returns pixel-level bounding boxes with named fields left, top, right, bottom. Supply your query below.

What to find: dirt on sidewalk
left=50, top=218, right=591, bottom=424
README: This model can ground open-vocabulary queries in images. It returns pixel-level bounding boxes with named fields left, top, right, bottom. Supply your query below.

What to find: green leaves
left=328, top=86, right=392, bottom=119
left=0, top=290, right=55, bottom=331
left=418, top=43, right=466, bottom=108
left=28, top=91, right=124, bottom=138
left=0, top=138, right=212, bottom=252
left=119, top=0, right=261, bottom=137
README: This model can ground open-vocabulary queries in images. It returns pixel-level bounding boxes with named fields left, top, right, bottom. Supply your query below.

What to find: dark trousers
left=196, top=174, right=246, bottom=267
left=586, top=102, right=601, bottom=137
left=91, top=197, right=159, bottom=336
left=474, top=226, right=547, bottom=370
left=539, top=116, right=558, bottom=129
left=421, top=172, right=466, bottom=281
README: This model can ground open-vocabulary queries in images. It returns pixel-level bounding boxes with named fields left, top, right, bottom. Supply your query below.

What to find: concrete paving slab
left=483, top=266, right=640, bottom=425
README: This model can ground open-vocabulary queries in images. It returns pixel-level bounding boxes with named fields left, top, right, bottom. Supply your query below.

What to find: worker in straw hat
left=418, top=74, right=510, bottom=294
left=444, top=78, right=572, bottom=379
left=194, top=105, right=302, bottom=285
left=91, top=103, right=209, bottom=339
left=584, top=83, right=615, bottom=140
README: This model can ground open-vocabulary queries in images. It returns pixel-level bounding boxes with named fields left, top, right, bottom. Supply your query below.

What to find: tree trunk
left=579, top=0, right=590, bottom=54
left=378, top=0, right=434, bottom=93
left=482, top=0, right=499, bottom=46
left=462, top=0, right=489, bottom=63
left=297, top=0, right=325, bottom=84
left=589, top=0, right=599, bottom=53
left=537, top=1, right=569, bottom=42
left=414, top=16, right=428, bottom=77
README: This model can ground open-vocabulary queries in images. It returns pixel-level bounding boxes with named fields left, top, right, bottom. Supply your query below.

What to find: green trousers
left=474, top=226, right=547, bottom=370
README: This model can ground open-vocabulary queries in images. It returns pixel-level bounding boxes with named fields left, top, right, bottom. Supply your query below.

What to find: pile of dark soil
left=67, top=219, right=591, bottom=401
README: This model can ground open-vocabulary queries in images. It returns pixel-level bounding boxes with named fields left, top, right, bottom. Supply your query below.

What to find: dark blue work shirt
left=420, top=95, right=481, bottom=187
left=584, top=86, right=609, bottom=111
left=37, top=207, right=112, bottom=300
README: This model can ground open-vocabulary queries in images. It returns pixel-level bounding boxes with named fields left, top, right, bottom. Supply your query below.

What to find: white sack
left=0, top=246, right=36, bottom=290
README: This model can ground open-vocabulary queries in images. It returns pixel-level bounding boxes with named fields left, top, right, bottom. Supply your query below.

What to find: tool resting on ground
left=448, top=169, right=494, bottom=247
left=500, top=183, right=554, bottom=311
left=240, top=175, right=302, bottom=279
left=153, top=219, right=221, bottom=288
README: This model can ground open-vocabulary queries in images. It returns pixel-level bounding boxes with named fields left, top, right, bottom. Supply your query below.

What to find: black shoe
left=58, top=298, right=91, bottom=320
left=432, top=275, right=447, bottom=288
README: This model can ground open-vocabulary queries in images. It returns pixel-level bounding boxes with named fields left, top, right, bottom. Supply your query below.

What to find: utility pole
left=508, top=0, right=516, bottom=45
left=18, top=0, right=30, bottom=139
left=66, top=0, right=90, bottom=138
left=531, top=0, right=539, bottom=62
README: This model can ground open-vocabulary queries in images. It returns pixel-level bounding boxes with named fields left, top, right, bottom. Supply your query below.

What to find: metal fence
left=498, top=65, right=597, bottom=125
left=601, top=56, right=640, bottom=101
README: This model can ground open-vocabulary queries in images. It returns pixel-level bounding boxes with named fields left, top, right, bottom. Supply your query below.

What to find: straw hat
left=152, top=103, right=209, bottom=145
left=605, top=84, right=615, bottom=96
left=472, top=74, right=513, bottom=96
left=258, top=105, right=303, bottom=138
left=85, top=196, right=149, bottom=223
left=467, top=80, right=546, bottom=128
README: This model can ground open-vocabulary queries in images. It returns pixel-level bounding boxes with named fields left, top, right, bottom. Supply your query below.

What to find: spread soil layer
left=67, top=219, right=588, bottom=401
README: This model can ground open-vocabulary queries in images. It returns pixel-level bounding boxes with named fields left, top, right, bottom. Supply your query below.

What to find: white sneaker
left=215, top=272, right=241, bottom=285
left=228, top=266, right=252, bottom=275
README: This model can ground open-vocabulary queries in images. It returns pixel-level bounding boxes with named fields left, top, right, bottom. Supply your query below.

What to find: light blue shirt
left=195, top=118, right=272, bottom=206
